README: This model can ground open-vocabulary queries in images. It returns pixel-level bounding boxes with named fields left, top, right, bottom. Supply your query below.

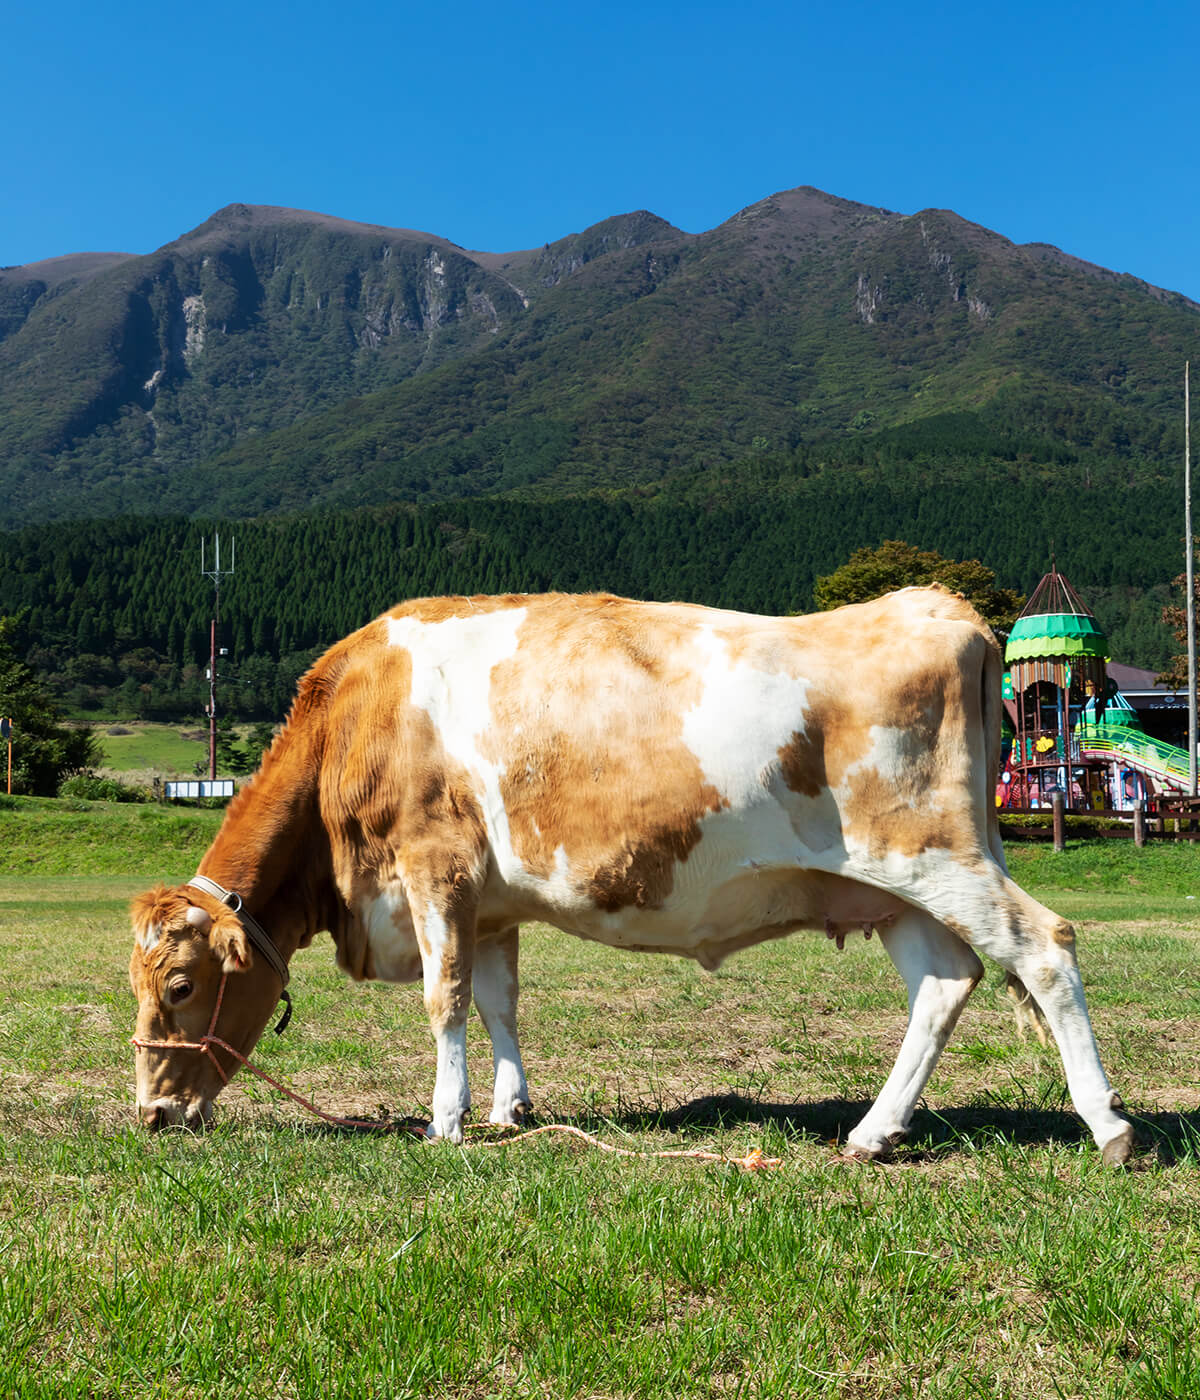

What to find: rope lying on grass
left=214, top=1034, right=782, bottom=1169
left=132, top=977, right=783, bottom=1170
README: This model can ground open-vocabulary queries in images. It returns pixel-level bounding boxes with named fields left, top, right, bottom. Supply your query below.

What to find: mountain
left=0, top=187, right=1196, bottom=526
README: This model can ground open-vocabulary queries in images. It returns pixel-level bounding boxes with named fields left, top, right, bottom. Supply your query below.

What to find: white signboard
left=164, top=779, right=235, bottom=799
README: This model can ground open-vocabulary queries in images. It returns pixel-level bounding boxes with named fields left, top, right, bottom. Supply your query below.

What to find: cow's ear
left=208, top=914, right=252, bottom=975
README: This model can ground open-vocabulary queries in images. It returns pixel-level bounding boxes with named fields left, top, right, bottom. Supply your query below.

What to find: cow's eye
left=167, top=978, right=194, bottom=1005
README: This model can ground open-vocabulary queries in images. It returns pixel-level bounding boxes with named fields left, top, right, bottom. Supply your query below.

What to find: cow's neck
left=195, top=698, right=337, bottom=963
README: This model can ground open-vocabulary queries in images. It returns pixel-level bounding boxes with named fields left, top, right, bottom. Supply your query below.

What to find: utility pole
left=200, top=533, right=235, bottom=782
left=1187, top=362, right=1197, bottom=796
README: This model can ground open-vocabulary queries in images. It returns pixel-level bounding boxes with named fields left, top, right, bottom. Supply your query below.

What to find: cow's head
left=129, top=885, right=282, bottom=1129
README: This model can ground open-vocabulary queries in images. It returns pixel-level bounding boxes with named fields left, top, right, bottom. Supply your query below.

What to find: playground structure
left=1002, top=568, right=1195, bottom=812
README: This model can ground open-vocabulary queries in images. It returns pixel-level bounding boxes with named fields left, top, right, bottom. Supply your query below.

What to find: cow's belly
left=356, top=796, right=908, bottom=977
left=480, top=797, right=906, bottom=967
left=507, top=866, right=903, bottom=966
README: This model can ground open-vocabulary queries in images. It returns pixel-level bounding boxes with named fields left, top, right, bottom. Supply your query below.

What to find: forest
left=0, top=447, right=1184, bottom=722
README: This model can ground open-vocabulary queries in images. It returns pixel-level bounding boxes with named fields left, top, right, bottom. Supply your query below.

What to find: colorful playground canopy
left=1004, top=568, right=1110, bottom=695
left=1004, top=612, right=1110, bottom=663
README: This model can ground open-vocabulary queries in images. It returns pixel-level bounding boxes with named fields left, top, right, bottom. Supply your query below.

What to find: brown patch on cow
left=589, top=823, right=706, bottom=913
left=777, top=688, right=877, bottom=804
left=1052, top=919, right=1077, bottom=948
left=386, top=592, right=546, bottom=626
left=939, top=914, right=975, bottom=946
left=483, top=596, right=726, bottom=913
left=406, top=850, right=481, bottom=1032
left=317, top=635, right=488, bottom=998
left=778, top=728, right=827, bottom=799
left=839, top=766, right=957, bottom=861
left=772, top=603, right=989, bottom=864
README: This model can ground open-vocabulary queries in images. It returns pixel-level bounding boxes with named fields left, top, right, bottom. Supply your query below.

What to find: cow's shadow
left=592, top=1091, right=1200, bottom=1166
left=298, top=1091, right=1200, bottom=1164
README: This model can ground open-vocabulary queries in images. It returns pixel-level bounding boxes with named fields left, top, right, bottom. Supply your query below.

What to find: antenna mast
left=200, top=532, right=236, bottom=782
left=1186, top=362, right=1196, bottom=795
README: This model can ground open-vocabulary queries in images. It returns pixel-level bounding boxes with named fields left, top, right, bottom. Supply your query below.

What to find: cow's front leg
left=473, top=926, right=531, bottom=1126
left=413, top=893, right=476, bottom=1143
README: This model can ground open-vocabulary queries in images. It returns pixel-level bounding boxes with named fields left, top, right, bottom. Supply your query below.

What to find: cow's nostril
left=140, top=1105, right=165, bottom=1131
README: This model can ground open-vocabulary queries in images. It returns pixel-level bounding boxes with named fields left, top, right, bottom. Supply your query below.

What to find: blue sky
left=5, top=1, right=1198, bottom=299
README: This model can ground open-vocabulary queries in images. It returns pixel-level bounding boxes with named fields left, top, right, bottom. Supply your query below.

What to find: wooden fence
left=1001, top=794, right=1200, bottom=847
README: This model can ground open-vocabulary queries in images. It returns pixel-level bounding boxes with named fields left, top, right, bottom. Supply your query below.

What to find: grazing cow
left=129, top=588, right=1133, bottom=1163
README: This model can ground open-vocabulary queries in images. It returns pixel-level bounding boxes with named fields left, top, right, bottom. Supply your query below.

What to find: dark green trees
left=0, top=615, right=100, bottom=795
left=812, top=541, right=1025, bottom=631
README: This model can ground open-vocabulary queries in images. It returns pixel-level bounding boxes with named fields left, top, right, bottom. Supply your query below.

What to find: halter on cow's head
left=129, top=881, right=291, bottom=1129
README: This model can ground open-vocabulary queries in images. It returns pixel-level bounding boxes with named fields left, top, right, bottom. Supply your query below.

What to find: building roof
left=1108, top=660, right=1188, bottom=709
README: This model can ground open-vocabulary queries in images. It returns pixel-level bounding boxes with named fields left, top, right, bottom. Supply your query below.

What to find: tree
left=1157, top=562, right=1198, bottom=691
left=0, top=615, right=100, bottom=795
left=812, top=540, right=1025, bottom=630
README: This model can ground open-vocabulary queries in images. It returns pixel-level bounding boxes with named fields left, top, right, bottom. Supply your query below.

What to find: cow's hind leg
left=893, top=860, right=1132, bottom=1164
left=846, top=909, right=983, bottom=1160
left=985, top=880, right=1132, bottom=1164
left=473, top=926, right=532, bottom=1126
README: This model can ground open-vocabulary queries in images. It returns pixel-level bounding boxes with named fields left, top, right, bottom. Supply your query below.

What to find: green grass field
left=91, top=722, right=211, bottom=782
left=2, top=802, right=1200, bottom=1397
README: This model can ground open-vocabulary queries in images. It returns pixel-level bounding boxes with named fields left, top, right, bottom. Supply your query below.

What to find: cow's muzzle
left=138, top=1097, right=213, bottom=1132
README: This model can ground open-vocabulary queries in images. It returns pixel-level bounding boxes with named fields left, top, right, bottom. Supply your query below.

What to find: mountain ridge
left=0, top=184, right=1196, bottom=527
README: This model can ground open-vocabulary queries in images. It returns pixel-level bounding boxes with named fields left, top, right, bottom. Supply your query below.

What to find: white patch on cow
left=681, top=625, right=814, bottom=805
left=135, top=920, right=163, bottom=952
left=136, top=1093, right=214, bottom=1128
left=385, top=609, right=525, bottom=773
left=360, top=885, right=421, bottom=982
left=841, top=723, right=930, bottom=789
left=386, top=607, right=577, bottom=905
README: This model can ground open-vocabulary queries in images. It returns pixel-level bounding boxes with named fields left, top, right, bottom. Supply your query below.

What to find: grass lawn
left=91, top=721, right=211, bottom=781
left=2, top=805, right=1200, bottom=1397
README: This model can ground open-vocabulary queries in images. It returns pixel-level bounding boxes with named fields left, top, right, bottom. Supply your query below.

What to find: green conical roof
left=1003, top=567, right=1110, bottom=664
left=1005, top=612, right=1110, bottom=663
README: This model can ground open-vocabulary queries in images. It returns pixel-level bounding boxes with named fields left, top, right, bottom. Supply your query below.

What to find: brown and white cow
left=129, top=588, right=1133, bottom=1163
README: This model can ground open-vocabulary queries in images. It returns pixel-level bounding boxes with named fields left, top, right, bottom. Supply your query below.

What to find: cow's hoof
left=1101, top=1124, right=1135, bottom=1167
left=842, top=1130, right=904, bottom=1162
left=425, top=1116, right=466, bottom=1144
left=489, top=1098, right=532, bottom=1128
left=841, top=1143, right=886, bottom=1163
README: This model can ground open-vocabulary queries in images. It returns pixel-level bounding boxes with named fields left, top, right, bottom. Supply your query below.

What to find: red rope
left=132, top=973, right=784, bottom=1169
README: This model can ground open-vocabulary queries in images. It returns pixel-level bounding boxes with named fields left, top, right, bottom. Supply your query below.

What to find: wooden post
left=1133, top=799, right=1146, bottom=848
left=1052, top=790, right=1066, bottom=852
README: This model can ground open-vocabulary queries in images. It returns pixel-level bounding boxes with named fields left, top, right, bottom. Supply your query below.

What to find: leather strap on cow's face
left=187, top=875, right=293, bottom=1034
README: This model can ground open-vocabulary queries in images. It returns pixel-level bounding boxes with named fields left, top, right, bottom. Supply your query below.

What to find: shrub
left=58, top=773, right=148, bottom=803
